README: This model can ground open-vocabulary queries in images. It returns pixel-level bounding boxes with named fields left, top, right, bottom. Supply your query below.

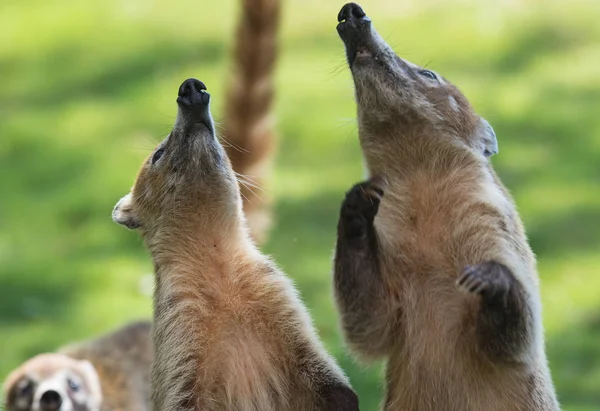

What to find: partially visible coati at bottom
left=3, top=321, right=152, bottom=411
left=112, top=78, right=358, bottom=411
left=333, top=3, right=559, bottom=411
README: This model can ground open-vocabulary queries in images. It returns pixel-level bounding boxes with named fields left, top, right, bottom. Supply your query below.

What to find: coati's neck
left=362, top=131, right=481, bottom=183
left=144, top=213, right=256, bottom=279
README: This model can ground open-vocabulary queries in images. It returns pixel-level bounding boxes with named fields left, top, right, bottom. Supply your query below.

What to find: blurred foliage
left=1, top=0, right=599, bottom=409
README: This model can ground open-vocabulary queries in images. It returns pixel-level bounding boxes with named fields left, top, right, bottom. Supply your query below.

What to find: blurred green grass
left=1, top=0, right=599, bottom=409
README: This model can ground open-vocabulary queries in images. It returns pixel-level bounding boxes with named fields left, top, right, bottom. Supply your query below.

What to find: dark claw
left=456, top=261, right=512, bottom=298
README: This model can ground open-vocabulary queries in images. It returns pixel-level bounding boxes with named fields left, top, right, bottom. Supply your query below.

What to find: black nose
left=40, top=390, right=62, bottom=411
left=177, top=78, right=210, bottom=106
left=178, top=78, right=206, bottom=97
left=338, top=3, right=366, bottom=23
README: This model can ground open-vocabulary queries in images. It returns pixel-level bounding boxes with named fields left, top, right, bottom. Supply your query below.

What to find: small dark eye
left=419, top=70, right=437, bottom=80
left=68, top=378, right=80, bottom=392
left=151, top=148, right=165, bottom=164
left=19, top=379, right=34, bottom=395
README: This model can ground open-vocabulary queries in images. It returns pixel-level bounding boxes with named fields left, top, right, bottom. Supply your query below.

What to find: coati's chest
left=154, top=264, right=304, bottom=407
left=372, top=172, right=485, bottom=351
left=374, top=172, right=467, bottom=267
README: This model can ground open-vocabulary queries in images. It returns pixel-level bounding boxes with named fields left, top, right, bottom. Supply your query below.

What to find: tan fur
left=335, top=4, right=558, bottom=410
left=3, top=321, right=152, bottom=411
left=62, top=321, right=153, bottom=411
left=371, top=148, right=551, bottom=410
left=113, top=81, right=355, bottom=411
left=151, top=247, right=342, bottom=410
left=223, top=0, right=281, bottom=244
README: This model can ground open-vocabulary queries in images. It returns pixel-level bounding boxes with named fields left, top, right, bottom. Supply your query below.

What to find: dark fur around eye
left=8, top=378, right=35, bottom=409
left=19, top=378, right=34, bottom=395
left=419, top=70, right=437, bottom=80
left=152, top=148, right=165, bottom=164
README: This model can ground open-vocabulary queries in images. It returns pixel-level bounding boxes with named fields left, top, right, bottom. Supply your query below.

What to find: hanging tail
left=223, top=0, right=281, bottom=244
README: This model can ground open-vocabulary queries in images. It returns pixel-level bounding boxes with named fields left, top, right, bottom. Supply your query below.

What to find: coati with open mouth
left=333, top=3, right=559, bottom=410
left=112, top=79, right=358, bottom=411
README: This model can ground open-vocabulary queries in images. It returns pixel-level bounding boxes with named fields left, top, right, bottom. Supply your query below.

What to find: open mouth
left=355, top=46, right=373, bottom=59
left=176, top=89, right=209, bottom=107
left=336, top=3, right=377, bottom=65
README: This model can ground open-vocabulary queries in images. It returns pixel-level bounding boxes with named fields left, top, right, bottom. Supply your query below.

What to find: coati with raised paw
left=3, top=321, right=152, bottom=411
left=112, top=78, right=358, bottom=411
left=333, top=3, right=559, bottom=410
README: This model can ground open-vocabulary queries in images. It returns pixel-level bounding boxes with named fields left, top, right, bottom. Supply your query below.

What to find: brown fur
left=3, top=321, right=153, bottom=411
left=333, top=3, right=559, bottom=410
left=113, top=79, right=357, bottom=411
left=223, top=0, right=281, bottom=244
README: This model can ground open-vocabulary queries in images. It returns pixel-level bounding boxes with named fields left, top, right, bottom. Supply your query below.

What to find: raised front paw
left=324, top=384, right=359, bottom=411
left=338, top=176, right=386, bottom=240
left=340, top=176, right=385, bottom=221
left=456, top=261, right=513, bottom=299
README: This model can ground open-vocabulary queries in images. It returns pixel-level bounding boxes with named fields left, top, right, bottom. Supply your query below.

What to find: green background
left=1, top=0, right=599, bottom=409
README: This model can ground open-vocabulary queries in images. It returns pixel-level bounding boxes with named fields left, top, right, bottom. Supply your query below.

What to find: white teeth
left=356, top=48, right=372, bottom=58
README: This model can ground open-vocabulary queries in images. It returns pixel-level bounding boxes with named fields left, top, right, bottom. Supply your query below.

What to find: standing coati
left=333, top=3, right=559, bottom=411
left=3, top=321, right=152, bottom=411
left=112, top=79, right=358, bottom=411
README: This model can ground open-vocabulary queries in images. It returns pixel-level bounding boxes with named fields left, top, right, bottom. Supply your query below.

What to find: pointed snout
left=176, top=78, right=212, bottom=127
left=39, top=390, right=62, bottom=411
left=337, top=3, right=366, bottom=22
left=177, top=78, right=210, bottom=107
left=336, top=3, right=378, bottom=66
left=337, top=2, right=371, bottom=40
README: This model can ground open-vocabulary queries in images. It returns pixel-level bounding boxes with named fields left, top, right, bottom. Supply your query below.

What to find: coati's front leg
left=334, top=177, right=393, bottom=359
left=321, top=382, right=359, bottom=411
left=456, top=261, right=531, bottom=361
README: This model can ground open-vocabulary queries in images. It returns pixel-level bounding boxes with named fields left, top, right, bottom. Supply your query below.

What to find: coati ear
left=112, top=193, right=141, bottom=229
left=78, top=360, right=98, bottom=379
left=478, top=117, right=498, bottom=157
left=78, top=360, right=103, bottom=406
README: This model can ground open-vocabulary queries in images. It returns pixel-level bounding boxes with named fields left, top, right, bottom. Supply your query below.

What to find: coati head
left=3, top=354, right=102, bottom=411
left=112, top=79, right=244, bottom=246
left=336, top=3, right=498, bottom=171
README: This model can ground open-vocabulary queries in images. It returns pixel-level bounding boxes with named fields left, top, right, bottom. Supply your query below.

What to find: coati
left=223, top=0, right=281, bottom=245
left=3, top=321, right=152, bottom=411
left=333, top=3, right=559, bottom=410
left=112, top=79, right=358, bottom=411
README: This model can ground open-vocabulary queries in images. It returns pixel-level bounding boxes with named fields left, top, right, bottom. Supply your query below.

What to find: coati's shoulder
left=61, top=320, right=152, bottom=363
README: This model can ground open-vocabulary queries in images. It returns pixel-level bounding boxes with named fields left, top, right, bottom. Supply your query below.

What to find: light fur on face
left=5, top=321, right=153, bottom=411
left=3, top=354, right=102, bottom=411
